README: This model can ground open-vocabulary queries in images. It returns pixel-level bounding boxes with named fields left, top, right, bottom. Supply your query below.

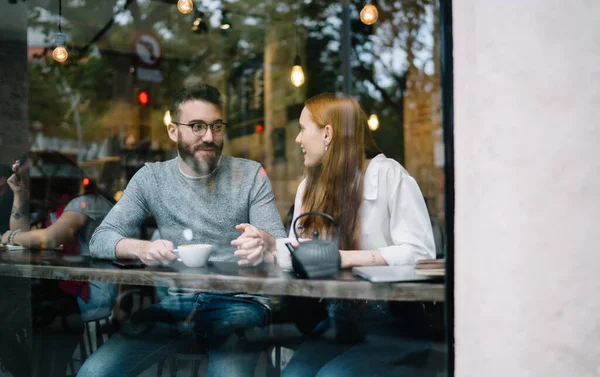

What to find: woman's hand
left=7, top=159, right=29, bottom=195
left=7, top=173, right=26, bottom=194
left=1, top=231, right=11, bottom=245
left=289, top=238, right=311, bottom=248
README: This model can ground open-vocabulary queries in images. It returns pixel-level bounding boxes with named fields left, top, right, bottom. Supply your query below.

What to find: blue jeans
left=77, top=282, right=118, bottom=322
left=77, top=293, right=269, bottom=377
left=281, top=301, right=435, bottom=377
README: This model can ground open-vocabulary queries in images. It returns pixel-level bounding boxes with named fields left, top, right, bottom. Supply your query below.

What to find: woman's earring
left=325, top=141, right=330, bottom=151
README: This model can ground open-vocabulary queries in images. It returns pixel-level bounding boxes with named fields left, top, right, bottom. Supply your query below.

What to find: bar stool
left=68, top=313, right=114, bottom=376
left=156, top=339, right=206, bottom=377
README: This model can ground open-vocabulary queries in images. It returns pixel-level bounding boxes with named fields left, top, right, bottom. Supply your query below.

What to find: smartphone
left=112, top=260, right=146, bottom=269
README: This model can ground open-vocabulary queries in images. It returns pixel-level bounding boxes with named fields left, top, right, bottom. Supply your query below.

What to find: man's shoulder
left=222, top=155, right=262, bottom=173
left=132, top=158, right=176, bottom=179
left=143, top=158, right=177, bottom=172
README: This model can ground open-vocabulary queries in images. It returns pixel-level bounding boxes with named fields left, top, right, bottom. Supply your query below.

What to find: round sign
left=133, top=32, right=162, bottom=67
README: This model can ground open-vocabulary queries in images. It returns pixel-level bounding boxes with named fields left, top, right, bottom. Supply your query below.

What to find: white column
left=453, top=1, right=600, bottom=376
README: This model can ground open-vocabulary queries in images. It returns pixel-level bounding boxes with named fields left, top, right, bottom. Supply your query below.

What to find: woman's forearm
left=10, top=193, right=30, bottom=231
left=339, top=249, right=387, bottom=269
left=12, top=228, right=62, bottom=249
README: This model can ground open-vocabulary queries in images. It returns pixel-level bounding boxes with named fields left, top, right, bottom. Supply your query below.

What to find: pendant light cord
left=295, top=10, right=299, bottom=56
left=58, top=0, right=62, bottom=32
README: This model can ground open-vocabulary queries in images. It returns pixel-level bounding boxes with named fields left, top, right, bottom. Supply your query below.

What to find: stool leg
left=276, top=345, right=281, bottom=374
left=85, top=322, right=93, bottom=356
left=191, top=360, right=199, bottom=377
left=79, top=330, right=87, bottom=363
left=69, top=359, right=76, bottom=376
left=95, top=320, right=103, bottom=349
left=104, top=317, right=114, bottom=337
left=156, top=359, right=164, bottom=377
left=169, top=357, right=177, bottom=377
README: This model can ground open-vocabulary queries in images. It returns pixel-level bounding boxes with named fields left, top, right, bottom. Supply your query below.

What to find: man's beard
left=177, top=132, right=223, bottom=176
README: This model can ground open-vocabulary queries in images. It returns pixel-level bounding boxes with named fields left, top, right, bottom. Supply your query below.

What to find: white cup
left=275, top=238, right=294, bottom=271
left=175, top=244, right=212, bottom=267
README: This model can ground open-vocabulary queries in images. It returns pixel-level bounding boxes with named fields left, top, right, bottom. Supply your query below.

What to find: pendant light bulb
left=52, top=32, right=68, bottom=63
left=177, top=0, right=193, bottom=14
left=368, top=114, right=380, bottom=131
left=163, top=111, right=171, bottom=127
left=220, top=11, right=231, bottom=30
left=53, top=46, right=68, bottom=62
left=291, top=55, right=305, bottom=87
left=360, top=3, right=379, bottom=25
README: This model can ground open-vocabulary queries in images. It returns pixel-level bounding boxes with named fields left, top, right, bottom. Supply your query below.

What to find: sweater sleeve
left=89, top=167, right=152, bottom=259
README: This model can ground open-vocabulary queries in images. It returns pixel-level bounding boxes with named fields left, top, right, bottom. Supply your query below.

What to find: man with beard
left=79, top=84, right=286, bottom=377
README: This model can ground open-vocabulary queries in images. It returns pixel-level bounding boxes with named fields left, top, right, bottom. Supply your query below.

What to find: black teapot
left=285, top=211, right=341, bottom=279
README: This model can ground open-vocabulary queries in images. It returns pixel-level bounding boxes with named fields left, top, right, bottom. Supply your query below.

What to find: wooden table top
left=0, top=250, right=445, bottom=302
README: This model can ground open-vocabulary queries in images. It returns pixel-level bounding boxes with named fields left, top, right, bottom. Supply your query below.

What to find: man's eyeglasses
left=172, top=120, right=227, bottom=137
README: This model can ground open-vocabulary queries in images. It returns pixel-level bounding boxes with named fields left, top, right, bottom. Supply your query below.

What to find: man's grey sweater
left=90, top=156, right=286, bottom=263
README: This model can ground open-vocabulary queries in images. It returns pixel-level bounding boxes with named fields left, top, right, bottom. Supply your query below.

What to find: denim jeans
left=77, top=282, right=118, bottom=322
left=281, top=301, right=435, bottom=377
left=77, top=293, right=269, bottom=377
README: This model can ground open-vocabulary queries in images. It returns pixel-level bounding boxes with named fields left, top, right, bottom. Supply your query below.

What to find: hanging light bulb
left=52, top=0, right=68, bottom=63
left=191, top=10, right=207, bottom=33
left=368, top=114, right=380, bottom=131
left=177, top=0, right=193, bottom=14
left=291, top=19, right=304, bottom=88
left=360, top=3, right=379, bottom=25
left=163, top=110, right=171, bottom=127
left=220, top=11, right=231, bottom=30
left=52, top=32, right=68, bottom=63
left=291, top=55, right=305, bottom=87
left=53, top=46, right=68, bottom=63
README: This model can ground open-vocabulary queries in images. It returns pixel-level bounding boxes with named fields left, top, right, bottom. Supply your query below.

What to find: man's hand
left=137, top=239, right=178, bottom=266
left=231, top=223, right=274, bottom=267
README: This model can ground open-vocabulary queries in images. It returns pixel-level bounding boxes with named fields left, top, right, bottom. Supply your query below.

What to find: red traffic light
left=255, top=124, right=264, bottom=133
left=82, top=177, right=90, bottom=186
left=137, top=90, right=149, bottom=105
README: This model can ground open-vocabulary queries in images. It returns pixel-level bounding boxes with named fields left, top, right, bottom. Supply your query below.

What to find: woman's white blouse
left=290, top=154, right=436, bottom=266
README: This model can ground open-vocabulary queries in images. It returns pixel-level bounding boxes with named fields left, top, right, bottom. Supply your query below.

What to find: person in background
left=279, top=93, right=436, bottom=377
left=2, top=158, right=118, bottom=320
left=0, top=155, right=117, bottom=376
left=0, top=164, right=14, bottom=234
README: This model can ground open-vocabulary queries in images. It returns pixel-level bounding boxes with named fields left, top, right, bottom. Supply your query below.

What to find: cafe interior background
left=0, top=0, right=451, bottom=374
left=8, top=0, right=447, bottom=229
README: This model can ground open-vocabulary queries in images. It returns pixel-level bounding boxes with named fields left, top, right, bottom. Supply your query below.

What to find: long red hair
left=299, top=93, right=373, bottom=250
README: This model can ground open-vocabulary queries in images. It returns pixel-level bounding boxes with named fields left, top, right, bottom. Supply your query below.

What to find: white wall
left=453, top=1, right=600, bottom=376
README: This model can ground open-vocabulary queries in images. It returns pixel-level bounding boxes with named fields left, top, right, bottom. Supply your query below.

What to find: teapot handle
left=292, top=211, right=338, bottom=242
